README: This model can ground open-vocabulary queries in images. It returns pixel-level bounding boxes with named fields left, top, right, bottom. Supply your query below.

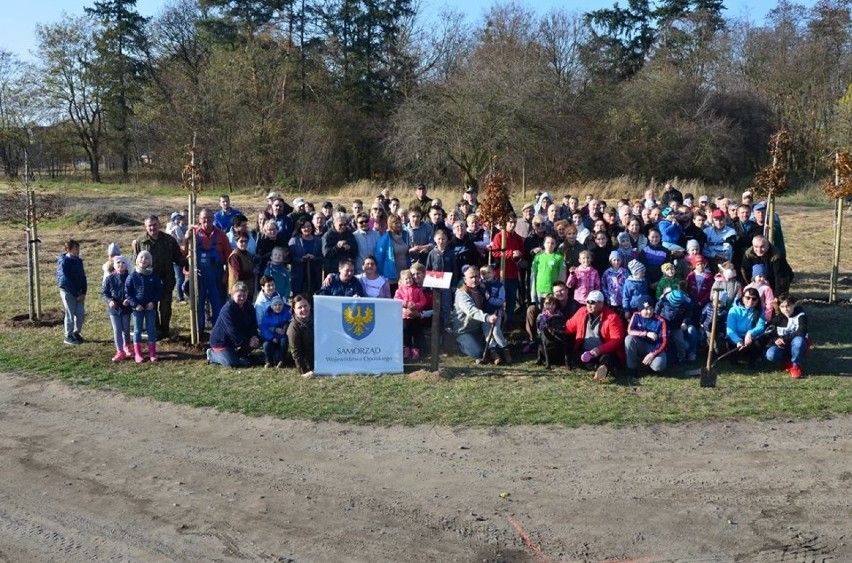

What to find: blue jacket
left=210, top=299, right=258, bottom=349
left=125, top=270, right=164, bottom=308
left=654, top=293, right=694, bottom=327
left=101, top=272, right=132, bottom=315
left=622, top=276, right=652, bottom=313
left=56, top=253, right=87, bottom=297
left=375, top=231, right=411, bottom=280
left=317, top=275, right=365, bottom=297
left=259, top=304, right=293, bottom=342
left=725, top=298, right=766, bottom=344
left=627, top=313, right=668, bottom=356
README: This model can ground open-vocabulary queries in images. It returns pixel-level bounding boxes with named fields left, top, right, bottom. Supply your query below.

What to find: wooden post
left=188, top=192, right=199, bottom=344
left=30, top=190, right=43, bottom=320
left=430, top=290, right=441, bottom=372
left=766, top=154, right=777, bottom=244
left=830, top=197, right=843, bottom=303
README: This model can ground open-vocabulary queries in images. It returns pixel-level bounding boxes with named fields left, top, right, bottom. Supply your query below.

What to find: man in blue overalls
left=190, top=209, right=231, bottom=331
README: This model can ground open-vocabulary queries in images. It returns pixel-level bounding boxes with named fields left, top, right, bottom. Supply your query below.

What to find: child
left=264, top=247, right=291, bottom=302
left=686, top=255, right=712, bottom=310
left=622, top=259, right=652, bottom=320
left=409, top=263, right=434, bottom=319
left=57, top=239, right=87, bottom=346
left=601, top=250, right=628, bottom=312
left=125, top=250, right=163, bottom=363
left=764, top=293, right=809, bottom=379
left=655, top=262, right=680, bottom=299
left=260, top=295, right=292, bottom=368
left=425, top=229, right=455, bottom=331
left=745, top=264, right=776, bottom=321
left=615, top=231, right=637, bottom=265
left=655, top=288, right=698, bottom=363
left=480, top=265, right=511, bottom=362
left=255, top=276, right=281, bottom=326
left=530, top=235, right=565, bottom=305
left=535, top=293, right=566, bottom=368
left=101, top=255, right=133, bottom=362
left=102, top=242, right=122, bottom=282
left=394, top=269, right=429, bottom=359
left=567, top=249, right=601, bottom=306
left=228, top=234, right=255, bottom=296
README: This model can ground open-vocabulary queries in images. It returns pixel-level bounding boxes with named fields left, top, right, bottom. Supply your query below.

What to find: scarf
left=135, top=265, right=153, bottom=276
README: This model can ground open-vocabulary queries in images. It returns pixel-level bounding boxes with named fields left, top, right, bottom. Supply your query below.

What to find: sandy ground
left=0, top=373, right=850, bottom=563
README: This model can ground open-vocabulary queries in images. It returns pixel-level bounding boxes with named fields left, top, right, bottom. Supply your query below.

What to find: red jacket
left=490, top=230, right=525, bottom=281
left=194, top=226, right=232, bottom=264
left=564, top=305, right=626, bottom=365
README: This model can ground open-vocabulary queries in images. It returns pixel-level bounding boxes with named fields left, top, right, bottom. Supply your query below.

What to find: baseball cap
left=266, top=191, right=281, bottom=200
left=586, top=290, right=605, bottom=304
left=293, top=197, right=306, bottom=207
left=699, top=195, right=710, bottom=203
left=711, top=209, right=726, bottom=219
left=753, top=201, right=767, bottom=211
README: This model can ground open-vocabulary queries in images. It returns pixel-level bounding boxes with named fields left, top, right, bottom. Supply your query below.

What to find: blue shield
left=342, top=302, right=375, bottom=340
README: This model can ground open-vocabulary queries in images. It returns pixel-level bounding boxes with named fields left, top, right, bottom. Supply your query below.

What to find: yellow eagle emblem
left=343, top=304, right=375, bottom=338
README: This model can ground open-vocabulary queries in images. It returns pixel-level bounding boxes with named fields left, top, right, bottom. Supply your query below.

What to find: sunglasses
left=356, top=220, right=368, bottom=224
left=743, top=295, right=758, bottom=301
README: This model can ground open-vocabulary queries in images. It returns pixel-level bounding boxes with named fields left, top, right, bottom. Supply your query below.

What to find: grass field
left=1, top=179, right=850, bottom=426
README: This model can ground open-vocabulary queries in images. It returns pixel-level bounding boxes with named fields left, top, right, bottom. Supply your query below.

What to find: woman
left=626, top=217, right=648, bottom=252
left=207, top=281, right=260, bottom=368
left=287, top=294, right=315, bottom=377
left=724, top=286, right=767, bottom=369
left=289, top=218, right=323, bottom=297
left=638, top=227, right=670, bottom=293
left=356, top=255, right=391, bottom=297
left=368, top=205, right=388, bottom=235
left=450, top=220, right=479, bottom=283
left=375, top=213, right=411, bottom=293
left=587, top=229, right=614, bottom=276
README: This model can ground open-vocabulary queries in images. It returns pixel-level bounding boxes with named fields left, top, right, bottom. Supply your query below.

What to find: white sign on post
left=423, top=270, right=453, bottom=289
left=313, top=295, right=403, bottom=376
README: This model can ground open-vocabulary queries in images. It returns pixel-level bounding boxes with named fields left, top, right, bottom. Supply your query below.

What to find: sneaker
left=73, top=332, right=84, bottom=343
left=112, top=351, right=126, bottom=362
left=403, top=346, right=411, bottom=359
left=593, top=365, right=608, bottom=382
left=238, top=357, right=251, bottom=367
left=64, top=337, right=79, bottom=346
left=790, top=365, right=803, bottom=379
left=411, top=348, right=420, bottom=360
left=205, top=348, right=213, bottom=364
left=264, top=362, right=273, bottom=368
left=276, top=361, right=285, bottom=369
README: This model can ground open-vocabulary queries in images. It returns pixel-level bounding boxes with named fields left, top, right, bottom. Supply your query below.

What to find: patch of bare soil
left=1, top=373, right=850, bottom=562
left=408, top=369, right=448, bottom=382
left=4, top=309, right=64, bottom=328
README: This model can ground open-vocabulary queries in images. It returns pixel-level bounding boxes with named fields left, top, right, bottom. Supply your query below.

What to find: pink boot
left=123, top=344, right=133, bottom=356
left=134, top=343, right=145, bottom=364
left=112, top=350, right=126, bottom=362
left=148, top=342, right=158, bottom=363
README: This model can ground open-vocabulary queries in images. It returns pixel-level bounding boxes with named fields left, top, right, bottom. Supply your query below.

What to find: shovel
left=699, top=288, right=722, bottom=387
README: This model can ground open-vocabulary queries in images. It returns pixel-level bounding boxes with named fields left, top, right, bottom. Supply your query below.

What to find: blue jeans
left=59, top=289, right=85, bottom=338
left=263, top=338, right=288, bottom=364
left=173, top=264, right=186, bottom=300
left=109, top=313, right=131, bottom=350
left=765, top=336, right=807, bottom=366
left=456, top=330, right=486, bottom=358
left=504, top=279, right=519, bottom=322
left=668, top=324, right=699, bottom=362
left=132, top=308, right=158, bottom=343
left=208, top=347, right=246, bottom=368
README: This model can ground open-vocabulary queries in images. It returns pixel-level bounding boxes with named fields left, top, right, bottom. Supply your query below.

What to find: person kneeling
left=453, top=265, right=507, bottom=364
left=624, top=301, right=668, bottom=378
left=207, top=282, right=260, bottom=367
left=764, top=293, right=808, bottom=379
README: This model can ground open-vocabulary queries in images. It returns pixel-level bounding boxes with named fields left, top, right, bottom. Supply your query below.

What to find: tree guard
left=752, top=130, right=791, bottom=247
left=182, top=135, right=204, bottom=345
left=823, top=150, right=852, bottom=303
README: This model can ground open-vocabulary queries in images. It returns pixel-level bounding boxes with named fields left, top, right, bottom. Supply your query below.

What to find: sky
left=0, top=0, right=815, bottom=62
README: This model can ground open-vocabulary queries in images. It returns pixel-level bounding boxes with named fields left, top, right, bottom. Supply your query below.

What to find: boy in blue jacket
left=57, top=239, right=87, bottom=345
left=624, top=301, right=668, bottom=377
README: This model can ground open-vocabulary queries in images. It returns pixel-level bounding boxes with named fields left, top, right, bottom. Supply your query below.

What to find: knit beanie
left=107, top=242, right=120, bottom=257
left=617, top=231, right=631, bottom=244
left=628, top=260, right=646, bottom=277
left=668, top=289, right=685, bottom=307
left=752, top=264, right=767, bottom=278
left=661, top=262, right=674, bottom=273
left=686, top=239, right=700, bottom=251
left=609, top=250, right=621, bottom=263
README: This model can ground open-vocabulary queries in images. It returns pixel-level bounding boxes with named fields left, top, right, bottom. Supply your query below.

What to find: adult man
left=678, top=205, right=706, bottom=250
left=515, top=203, right=535, bottom=238
left=132, top=215, right=187, bottom=338
left=752, top=201, right=786, bottom=258
left=226, top=214, right=258, bottom=255
left=741, top=235, right=794, bottom=295
left=732, top=203, right=757, bottom=270
left=188, top=208, right=231, bottom=331
left=624, top=300, right=668, bottom=377
left=660, top=182, right=683, bottom=207
left=463, top=188, right=479, bottom=214
left=564, top=290, right=625, bottom=382
left=352, top=212, right=379, bottom=273
left=453, top=265, right=500, bottom=361
left=427, top=205, right=451, bottom=238
left=268, top=198, right=294, bottom=241
left=213, top=194, right=242, bottom=233
left=408, top=183, right=433, bottom=215
left=406, top=207, right=435, bottom=265
left=289, top=197, right=311, bottom=228
left=321, top=212, right=358, bottom=276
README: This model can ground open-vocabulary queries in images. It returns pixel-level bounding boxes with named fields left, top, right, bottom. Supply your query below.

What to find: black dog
left=536, top=313, right=566, bottom=369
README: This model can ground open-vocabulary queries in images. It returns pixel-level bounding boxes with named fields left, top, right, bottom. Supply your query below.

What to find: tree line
left=1, top=0, right=851, bottom=191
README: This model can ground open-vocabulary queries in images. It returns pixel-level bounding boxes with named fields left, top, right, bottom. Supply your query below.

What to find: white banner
left=313, top=296, right=404, bottom=376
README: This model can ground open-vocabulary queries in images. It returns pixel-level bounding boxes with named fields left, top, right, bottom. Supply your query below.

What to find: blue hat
left=753, top=201, right=767, bottom=211
left=752, top=264, right=767, bottom=278
left=609, top=250, right=621, bottom=262
left=668, top=289, right=685, bottom=307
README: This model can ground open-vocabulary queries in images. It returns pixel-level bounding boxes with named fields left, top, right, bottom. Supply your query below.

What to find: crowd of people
left=56, top=182, right=811, bottom=379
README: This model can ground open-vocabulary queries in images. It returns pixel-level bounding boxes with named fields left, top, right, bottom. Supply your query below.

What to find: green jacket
left=136, top=232, right=187, bottom=283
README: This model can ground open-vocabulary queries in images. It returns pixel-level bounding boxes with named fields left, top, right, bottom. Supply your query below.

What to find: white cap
left=586, top=290, right=605, bottom=304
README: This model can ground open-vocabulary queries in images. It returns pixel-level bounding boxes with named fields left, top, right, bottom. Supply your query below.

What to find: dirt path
left=0, top=373, right=849, bottom=562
